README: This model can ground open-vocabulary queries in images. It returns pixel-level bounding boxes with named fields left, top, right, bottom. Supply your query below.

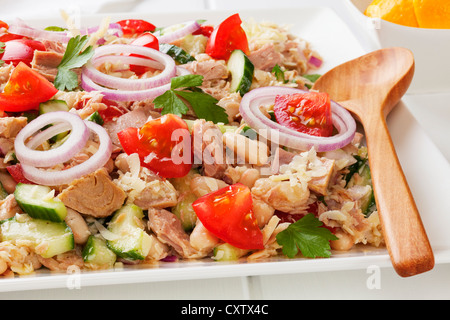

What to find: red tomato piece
left=192, top=24, right=214, bottom=37
left=6, top=164, right=34, bottom=184
left=0, top=39, right=46, bottom=67
left=205, top=13, right=250, bottom=61
left=0, top=33, right=27, bottom=42
left=128, top=32, right=160, bottom=75
left=116, top=19, right=156, bottom=37
left=273, top=92, right=334, bottom=137
left=117, top=114, right=192, bottom=178
left=0, top=20, right=8, bottom=29
left=0, top=62, right=58, bottom=112
left=192, top=183, right=264, bottom=250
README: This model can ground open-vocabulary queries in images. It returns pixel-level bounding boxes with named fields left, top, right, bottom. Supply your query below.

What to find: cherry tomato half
left=116, top=19, right=156, bottom=37
left=273, top=92, right=334, bottom=137
left=128, top=32, right=160, bottom=75
left=0, top=39, right=46, bottom=67
left=0, top=62, right=58, bottom=112
left=117, top=114, right=193, bottom=179
left=192, top=183, right=264, bottom=250
left=205, top=13, right=250, bottom=61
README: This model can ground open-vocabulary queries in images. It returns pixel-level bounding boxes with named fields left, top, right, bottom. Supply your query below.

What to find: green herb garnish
left=272, top=64, right=288, bottom=84
left=153, top=74, right=229, bottom=124
left=276, top=213, right=338, bottom=259
left=54, top=35, right=94, bottom=91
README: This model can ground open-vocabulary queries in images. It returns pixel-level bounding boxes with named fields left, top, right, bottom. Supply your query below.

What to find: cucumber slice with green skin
left=39, top=99, right=70, bottom=115
left=39, top=99, right=71, bottom=142
left=213, top=243, right=249, bottom=261
left=0, top=215, right=74, bottom=258
left=159, top=43, right=195, bottom=64
left=106, top=204, right=152, bottom=261
left=85, top=111, right=104, bottom=126
left=14, top=183, right=67, bottom=222
left=82, top=235, right=117, bottom=267
left=0, top=182, right=8, bottom=201
left=228, top=49, right=254, bottom=96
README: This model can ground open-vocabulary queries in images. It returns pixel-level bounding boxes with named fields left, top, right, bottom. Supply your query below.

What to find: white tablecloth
left=1, top=0, right=449, bottom=300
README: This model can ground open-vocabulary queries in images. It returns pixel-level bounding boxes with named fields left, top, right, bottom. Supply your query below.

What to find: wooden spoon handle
left=364, top=115, right=434, bottom=277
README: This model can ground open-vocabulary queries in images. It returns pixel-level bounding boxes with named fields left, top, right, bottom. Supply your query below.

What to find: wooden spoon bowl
left=313, top=47, right=434, bottom=277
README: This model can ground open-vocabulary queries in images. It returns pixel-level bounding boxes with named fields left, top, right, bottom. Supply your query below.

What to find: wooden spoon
left=312, top=47, right=434, bottom=277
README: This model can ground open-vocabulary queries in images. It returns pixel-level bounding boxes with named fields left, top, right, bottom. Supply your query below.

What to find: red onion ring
left=81, top=66, right=191, bottom=102
left=20, top=121, right=112, bottom=186
left=157, top=20, right=201, bottom=44
left=239, top=87, right=356, bottom=152
left=14, top=111, right=90, bottom=168
left=8, top=18, right=71, bottom=43
left=82, top=44, right=176, bottom=91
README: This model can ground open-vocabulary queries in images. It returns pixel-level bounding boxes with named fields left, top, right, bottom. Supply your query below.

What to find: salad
left=0, top=14, right=384, bottom=276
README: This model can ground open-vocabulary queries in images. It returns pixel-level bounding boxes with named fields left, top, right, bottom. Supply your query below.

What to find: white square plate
left=1, top=6, right=449, bottom=292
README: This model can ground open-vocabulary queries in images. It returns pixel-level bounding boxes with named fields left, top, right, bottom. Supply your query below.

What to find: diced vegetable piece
left=227, top=49, right=254, bottom=96
left=14, top=183, right=67, bottom=222
left=106, top=204, right=152, bottom=260
left=0, top=215, right=74, bottom=258
left=85, top=111, right=104, bottom=125
left=159, top=43, right=195, bottom=64
left=170, top=169, right=200, bottom=231
left=39, top=99, right=69, bottom=115
left=82, top=235, right=117, bottom=267
left=212, top=243, right=249, bottom=261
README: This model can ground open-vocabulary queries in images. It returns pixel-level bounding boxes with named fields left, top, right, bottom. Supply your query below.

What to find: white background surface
left=0, top=0, right=449, bottom=300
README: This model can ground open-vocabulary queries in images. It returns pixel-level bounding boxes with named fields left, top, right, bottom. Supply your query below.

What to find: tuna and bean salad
left=0, top=14, right=384, bottom=276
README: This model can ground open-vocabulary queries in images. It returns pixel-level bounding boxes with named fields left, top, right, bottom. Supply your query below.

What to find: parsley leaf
left=153, top=74, right=229, bottom=124
left=272, top=64, right=288, bottom=84
left=54, top=35, right=94, bottom=91
left=276, top=213, right=338, bottom=259
left=303, top=74, right=322, bottom=89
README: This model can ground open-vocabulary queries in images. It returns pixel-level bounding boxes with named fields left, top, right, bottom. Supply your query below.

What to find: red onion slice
left=14, top=111, right=90, bottom=168
left=81, top=66, right=191, bottom=102
left=8, top=18, right=71, bottom=43
left=157, top=20, right=201, bottom=44
left=239, top=87, right=356, bottom=152
left=21, top=121, right=113, bottom=186
left=83, top=44, right=176, bottom=91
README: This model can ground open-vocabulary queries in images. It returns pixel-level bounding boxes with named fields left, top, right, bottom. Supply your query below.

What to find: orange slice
left=365, top=0, right=419, bottom=27
left=413, top=0, right=450, bottom=29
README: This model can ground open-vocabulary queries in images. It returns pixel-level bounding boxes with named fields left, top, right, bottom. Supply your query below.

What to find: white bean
left=190, top=220, right=220, bottom=253
left=330, top=231, right=354, bottom=251
left=190, top=176, right=228, bottom=198
left=65, top=208, right=91, bottom=245
left=222, top=132, right=268, bottom=166
left=238, top=168, right=260, bottom=189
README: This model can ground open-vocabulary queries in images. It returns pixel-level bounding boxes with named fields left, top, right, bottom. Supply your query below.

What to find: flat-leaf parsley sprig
left=276, top=213, right=338, bottom=259
left=153, top=74, right=229, bottom=124
left=54, top=35, right=94, bottom=91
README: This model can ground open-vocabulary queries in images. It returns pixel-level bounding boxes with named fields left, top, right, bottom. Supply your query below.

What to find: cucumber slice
left=14, top=183, right=67, bottom=222
left=159, top=43, right=195, bottom=64
left=0, top=215, right=74, bottom=258
left=212, top=243, right=249, bottom=261
left=0, top=181, right=8, bottom=201
left=39, top=99, right=71, bottom=142
left=85, top=111, right=104, bottom=126
left=82, top=235, right=116, bottom=267
left=228, top=49, right=254, bottom=96
left=39, top=99, right=69, bottom=115
left=106, top=204, right=152, bottom=261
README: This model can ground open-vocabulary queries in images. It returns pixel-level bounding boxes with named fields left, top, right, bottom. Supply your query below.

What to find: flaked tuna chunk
left=0, top=194, right=22, bottom=221
left=0, top=117, right=27, bottom=139
left=184, top=54, right=228, bottom=80
left=248, top=43, right=283, bottom=71
left=191, top=119, right=227, bottom=179
left=308, top=158, right=335, bottom=196
left=147, top=208, right=203, bottom=259
left=31, top=50, right=63, bottom=82
left=57, top=168, right=126, bottom=218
